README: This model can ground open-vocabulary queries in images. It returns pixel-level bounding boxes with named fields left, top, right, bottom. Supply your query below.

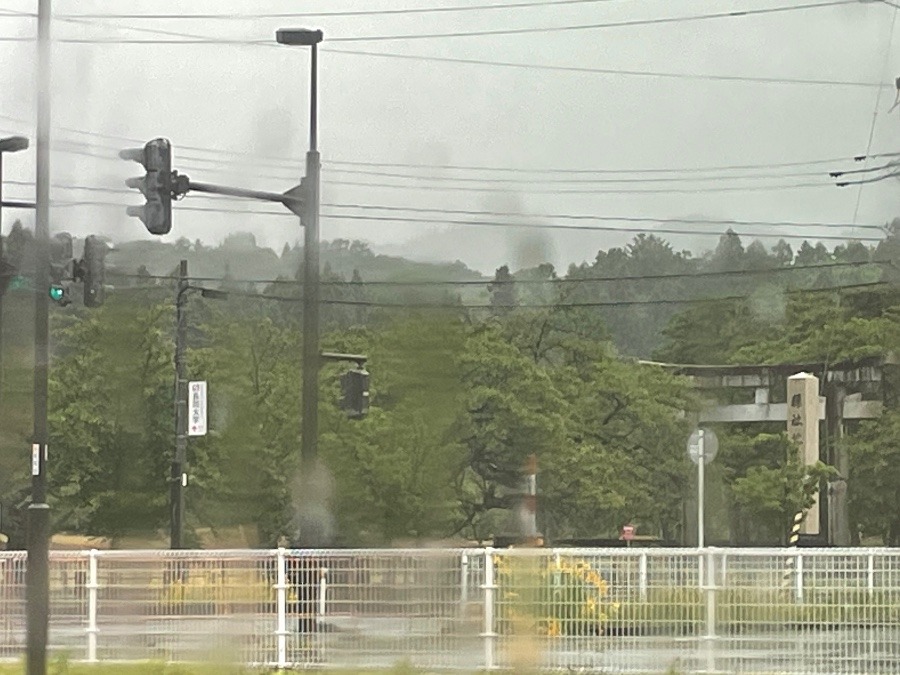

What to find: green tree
left=48, top=299, right=172, bottom=540
left=845, top=411, right=900, bottom=545
left=719, top=432, right=835, bottom=545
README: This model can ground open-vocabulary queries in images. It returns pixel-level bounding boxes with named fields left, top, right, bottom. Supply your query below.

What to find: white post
left=867, top=553, right=875, bottom=597
left=638, top=552, right=648, bottom=601
left=703, top=548, right=716, bottom=675
left=481, top=548, right=496, bottom=671
left=274, top=548, right=288, bottom=669
left=318, top=566, right=327, bottom=619
left=86, top=549, right=99, bottom=663
left=460, top=553, right=469, bottom=617
left=795, top=552, right=804, bottom=603
left=720, top=553, right=728, bottom=590
left=698, top=430, right=705, bottom=549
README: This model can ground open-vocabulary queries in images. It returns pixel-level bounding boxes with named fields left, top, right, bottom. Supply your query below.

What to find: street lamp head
left=275, top=28, right=324, bottom=46
left=0, top=136, right=29, bottom=153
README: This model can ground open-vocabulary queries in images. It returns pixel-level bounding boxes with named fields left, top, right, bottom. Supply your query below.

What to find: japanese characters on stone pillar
left=787, top=372, right=820, bottom=535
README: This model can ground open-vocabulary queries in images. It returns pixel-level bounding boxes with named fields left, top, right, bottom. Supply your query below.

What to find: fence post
left=460, top=553, right=469, bottom=617
left=867, top=552, right=875, bottom=597
left=794, top=551, right=804, bottom=603
left=638, top=552, right=648, bottom=601
left=481, top=547, right=496, bottom=671
left=86, top=549, right=99, bottom=663
left=274, top=548, right=288, bottom=669
left=703, top=548, right=716, bottom=675
left=318, top=566, right=327, bottom=619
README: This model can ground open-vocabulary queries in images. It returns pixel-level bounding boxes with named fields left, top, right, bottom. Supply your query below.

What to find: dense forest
left=1, top=219, right=899, bottom=549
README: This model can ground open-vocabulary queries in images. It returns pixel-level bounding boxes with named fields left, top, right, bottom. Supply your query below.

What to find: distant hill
left=107, top=234, right=485, bottom=286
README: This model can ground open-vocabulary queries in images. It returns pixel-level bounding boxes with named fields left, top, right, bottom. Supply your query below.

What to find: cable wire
left=2, top=111, right=898, bottom=180
left=149, top=280, right=886, bottom=308
left=104, top=259, right=882, bottom=287
left=324, top=47, right=888, bottom=89
left=853, top=2, right=899, bottom=223
left=0, top=1, right=862, bottom=44
left=57, top=0, right=630, bottom=20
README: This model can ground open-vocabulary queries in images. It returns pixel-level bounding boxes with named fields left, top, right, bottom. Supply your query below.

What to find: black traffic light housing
left=81, top=235, right=108, bottom=307
left=49, top=232, right=73, bottom=306
left=340, top=367, right=369, bottom=419
left=121, top=138, right=175, bottom=235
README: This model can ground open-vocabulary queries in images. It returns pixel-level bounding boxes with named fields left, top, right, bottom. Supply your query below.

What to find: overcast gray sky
left=0, top=0, right=897, bottom=273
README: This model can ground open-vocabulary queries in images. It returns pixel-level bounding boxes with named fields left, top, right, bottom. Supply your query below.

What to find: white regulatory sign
left=687, top=428, right=718, bottom=465
left=188, top=381, right=208, bottom=437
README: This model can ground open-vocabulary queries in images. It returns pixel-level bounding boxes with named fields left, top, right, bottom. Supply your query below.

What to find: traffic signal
left=121, top=138, right=174, bottom=235
left=48, top=284, right=69, bottom=305
left=82, top=235, right=108, bottom=307
left=49, top=232, right=73, bottom=306
left=340, top=367, right=369, bottom=419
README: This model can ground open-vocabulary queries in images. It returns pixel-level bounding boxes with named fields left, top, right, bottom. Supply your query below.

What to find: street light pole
left=27, top=0, right=52, bottom=672
left=302, top=40, right=321, bottom=474
left=275, top=27, right=324, bottom=547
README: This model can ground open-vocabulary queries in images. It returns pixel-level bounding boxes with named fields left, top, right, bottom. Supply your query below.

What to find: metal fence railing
left=1, top=547, right=898, bottom=673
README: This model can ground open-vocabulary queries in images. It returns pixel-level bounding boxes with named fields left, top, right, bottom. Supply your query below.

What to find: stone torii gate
left=640, top=355, right=895, bottom=546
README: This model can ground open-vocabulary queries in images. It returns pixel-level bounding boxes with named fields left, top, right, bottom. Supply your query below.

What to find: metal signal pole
left=27, top=0, right=52, bottom=673
left=172, top=259, right=188, bottom=549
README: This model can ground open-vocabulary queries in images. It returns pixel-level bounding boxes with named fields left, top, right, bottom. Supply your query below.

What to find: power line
left=836, top=171, right=900, bottom=187
left=314, top=212, right=884, bottom=242
left=7, top=182, right=881, bottom=233
left=327, top=166, right=835, bottom=185
left=312, top=177, right=840, bottom=195
left=324, top=154, right=900, bottom=176
left=105, top=259, right=881, bottom=287
left=853, top=2, right=899, bottom=223
left=0, top=1, right=862, bottom=44
left=2, top=111, right=898, bottom=180
left=12, top=197, right=879, bottom=241
left=4, top=178, right=885, bottom=233
left=57, top=0, right=628, bottom=20
left=324, top=47, right=888, bottom=89
left=324, top=202, right=885, bottom=232
left=829, top=160, right=900, bottom=177
left=162, top=280, right=887, bottom=309
left=5, top=175, right=867, bottom=209
left=325, top=0, right=862, bottom=42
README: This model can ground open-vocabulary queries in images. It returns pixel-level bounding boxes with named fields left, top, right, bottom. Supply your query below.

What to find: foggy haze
left=0, top=0, right=897, bottom=274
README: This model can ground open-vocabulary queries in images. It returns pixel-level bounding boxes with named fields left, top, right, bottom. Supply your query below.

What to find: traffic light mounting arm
left=185, top=180, right=304, bottom=214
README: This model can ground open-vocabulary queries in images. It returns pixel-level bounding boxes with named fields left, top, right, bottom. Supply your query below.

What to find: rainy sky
left=0, top=0, right=897, bottom=273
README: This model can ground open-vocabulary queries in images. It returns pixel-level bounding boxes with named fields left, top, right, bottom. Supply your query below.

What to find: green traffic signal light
left=49, top=285, right=70, bottom=306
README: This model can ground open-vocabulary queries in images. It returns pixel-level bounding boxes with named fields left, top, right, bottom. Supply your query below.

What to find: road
left=3, top=615, right=899, bottom=673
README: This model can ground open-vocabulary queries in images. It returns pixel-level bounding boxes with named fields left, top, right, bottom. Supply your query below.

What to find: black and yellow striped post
left=782, top=511, right=804, bottom=596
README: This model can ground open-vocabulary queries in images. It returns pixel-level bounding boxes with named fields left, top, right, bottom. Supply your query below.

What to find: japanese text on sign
left=188, top=381, right=207, bottom=437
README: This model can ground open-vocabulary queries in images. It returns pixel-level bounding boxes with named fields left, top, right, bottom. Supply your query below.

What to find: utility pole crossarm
left=1, top=200, right=35, bottom=209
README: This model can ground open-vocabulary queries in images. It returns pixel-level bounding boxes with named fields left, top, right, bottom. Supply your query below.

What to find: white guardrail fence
left=0, top=547, right=898, bottom=673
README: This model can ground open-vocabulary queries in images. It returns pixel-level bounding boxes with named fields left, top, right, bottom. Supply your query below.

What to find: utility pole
left=172, top=259, right=188, bottom=549
left=27, top=0, right=52, bottom=672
